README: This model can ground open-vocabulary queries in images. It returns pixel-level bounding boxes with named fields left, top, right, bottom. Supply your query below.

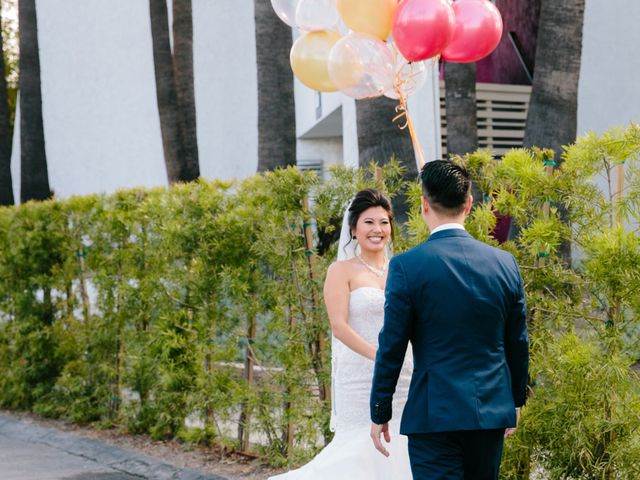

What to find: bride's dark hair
left=348, top=189, right=394, bottom=241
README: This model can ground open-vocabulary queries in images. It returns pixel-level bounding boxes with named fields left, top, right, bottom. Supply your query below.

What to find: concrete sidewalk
left=0, top=414, right=227, bottom=480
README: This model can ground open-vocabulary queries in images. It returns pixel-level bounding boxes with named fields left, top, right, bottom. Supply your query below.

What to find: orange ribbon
left=391, top=59, right=438, bottom=170
left=392, top=96, right=426, bottom=170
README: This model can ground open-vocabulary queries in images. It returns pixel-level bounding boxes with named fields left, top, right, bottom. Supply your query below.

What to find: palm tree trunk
left=356, top=97, right=417, bottom=221
left=254, top=0, right=296, bottom=172
left=356, top=97, right=417, bottom=172
left=150, top=0, right=185, bottom=184
left=523, top=0, right=585, bottom=161
left=0, top=4, right=14, bottom=206
left=444, top=62, right=478, bottom=156
left=523, top=0, right=584, bottom=262
left=172, top=0, right=199, bottom=180
left=19, top=0, right=50, bottom=202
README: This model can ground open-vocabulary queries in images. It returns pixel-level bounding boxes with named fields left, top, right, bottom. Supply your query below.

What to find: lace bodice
left=349, top=287, right=387, bottom=344
left=331, top=287, right=413, bottom=433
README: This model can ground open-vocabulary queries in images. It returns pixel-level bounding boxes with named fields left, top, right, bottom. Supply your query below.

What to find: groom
left=370, top=160, right=528, bottom=479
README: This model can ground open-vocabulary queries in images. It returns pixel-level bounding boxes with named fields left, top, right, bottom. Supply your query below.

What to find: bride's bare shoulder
left=328, top=259, right=358, bottom=271
left=326, top=259, right=358, bottom=279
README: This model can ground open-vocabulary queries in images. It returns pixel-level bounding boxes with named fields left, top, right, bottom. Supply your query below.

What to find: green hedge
left=1, top=126, right=640, bottom=476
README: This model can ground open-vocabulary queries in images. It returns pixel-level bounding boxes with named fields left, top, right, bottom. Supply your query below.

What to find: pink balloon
left=392, top=0, right=455, bottom=63
left=442, top=0, right=503, bottom=63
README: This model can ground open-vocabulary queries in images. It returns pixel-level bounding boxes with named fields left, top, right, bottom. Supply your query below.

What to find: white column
left=407, top=63, right=443, bottom=167
left=341, top=96, right=359, bottom=168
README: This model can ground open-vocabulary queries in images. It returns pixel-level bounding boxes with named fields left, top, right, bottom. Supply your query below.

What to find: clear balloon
left=270, top=0, right=300, bottom=27
left=336, top=0, right=398, bottom=41
left=384, top=46, right=437, bottom=100
left=296, top=0, right=339, bottom=31
left=328, top=33, right=395, bottom=99
left=290, top=30, right=341, bottom=92
left=392, top=0, right=455, bottom=62
left=442, top=0, right=503, bottom=63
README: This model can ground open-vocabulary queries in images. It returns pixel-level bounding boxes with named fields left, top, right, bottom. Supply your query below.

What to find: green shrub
left=0, top=126, right=638, bottom=475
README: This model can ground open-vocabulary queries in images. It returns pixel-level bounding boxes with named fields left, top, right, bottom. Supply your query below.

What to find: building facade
left=9, top=0, right=640, bottom=200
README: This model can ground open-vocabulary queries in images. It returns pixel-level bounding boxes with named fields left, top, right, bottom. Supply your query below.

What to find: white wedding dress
left=270, top=286, right=414, bottom=479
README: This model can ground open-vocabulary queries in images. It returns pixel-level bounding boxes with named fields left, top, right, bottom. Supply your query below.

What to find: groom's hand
left=370, top=422, right=391, bottom=457
left=505, top=407, right=521, bottom=438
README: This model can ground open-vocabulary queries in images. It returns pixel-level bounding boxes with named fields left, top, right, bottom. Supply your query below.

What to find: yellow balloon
left=337, top=0, right=398, bottom=40
left=290, top=31, right=341, bottom=93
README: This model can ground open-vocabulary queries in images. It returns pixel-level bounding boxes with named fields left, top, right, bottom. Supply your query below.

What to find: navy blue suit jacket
left=370, top=229, right=528, bottom=434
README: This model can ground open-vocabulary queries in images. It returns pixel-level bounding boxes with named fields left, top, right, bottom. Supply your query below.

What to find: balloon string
left=393, top=92, right=426, bottom=170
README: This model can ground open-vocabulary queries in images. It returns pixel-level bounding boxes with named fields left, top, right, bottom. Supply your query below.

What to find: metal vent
left=297, top=159, right=324, bottom=178
left=440, top=82, right=532, bottom=157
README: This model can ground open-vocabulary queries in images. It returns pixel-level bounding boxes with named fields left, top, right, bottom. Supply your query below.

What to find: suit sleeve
left=506, top=255, right=529, bottom=407
left=370, top=257, right=413, bottom=425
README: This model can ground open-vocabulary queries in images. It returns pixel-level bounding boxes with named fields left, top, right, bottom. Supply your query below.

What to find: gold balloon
left=290, top=31, right=341, bottom=92
left=337, top=0, right=398, bottom=40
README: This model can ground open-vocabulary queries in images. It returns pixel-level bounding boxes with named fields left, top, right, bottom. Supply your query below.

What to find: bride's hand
left=368, top=344, right=378, bottom=361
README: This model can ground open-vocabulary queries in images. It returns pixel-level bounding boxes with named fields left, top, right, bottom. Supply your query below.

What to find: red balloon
left=392, top=0, right=455, bottom=63
left=442, top=0, right=503, bottom=63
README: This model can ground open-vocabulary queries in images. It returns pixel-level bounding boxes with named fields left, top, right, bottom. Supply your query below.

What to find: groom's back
left=394, top=229, right=527, bottom=434
left=371, top=160, right=528, bottom=478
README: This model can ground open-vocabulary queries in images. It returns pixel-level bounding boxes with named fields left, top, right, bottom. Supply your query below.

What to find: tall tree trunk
left=150, top=0, right=183, bottom=183
left=0, top=3, right=14, bottom=206
left=19, top=0, right=50, bottom=202
left=172, top=0, right=199, bottom=180
left=254, top=0, right=296, bottom=172
left=150, top=0, right=186, bottom=184
left=356, top=97, right=417, bottom=220
left=523, top=0, right=584, bottom=262
left=356, top=97, right=417, bottom=173
left=523, top=0, right=585, bottom=161
left=444, top=62, right=478, bottom=156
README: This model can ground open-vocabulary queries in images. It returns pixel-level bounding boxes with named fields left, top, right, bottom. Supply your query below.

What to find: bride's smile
left=352, top=206, right=392, bottom=254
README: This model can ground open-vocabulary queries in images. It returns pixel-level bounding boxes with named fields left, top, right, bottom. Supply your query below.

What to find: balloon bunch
left=272, top=0, right=502, bottom=165
left=273, top=0, right=502, bottom=96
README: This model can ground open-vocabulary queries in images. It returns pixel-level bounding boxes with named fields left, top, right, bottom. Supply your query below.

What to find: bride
left=270, top=189, right=413, bottom=479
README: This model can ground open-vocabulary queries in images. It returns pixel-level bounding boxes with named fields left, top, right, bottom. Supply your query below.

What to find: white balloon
left=384, top=43, right=437, bottom=100
left=270, top=0, right=300, bottom=27
left=328, top=33, right=395, bottom=100
left=296, top=0, right=339, bottom=32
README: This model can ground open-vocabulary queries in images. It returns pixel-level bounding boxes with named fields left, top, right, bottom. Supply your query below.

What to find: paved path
left=0, top=415, right=227, bottom=480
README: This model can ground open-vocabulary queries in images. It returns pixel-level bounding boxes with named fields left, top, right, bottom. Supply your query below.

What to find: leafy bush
left=0, top=126, right=639, bottom=476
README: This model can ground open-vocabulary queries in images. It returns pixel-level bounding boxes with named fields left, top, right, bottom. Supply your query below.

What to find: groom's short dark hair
left=420, top=160, right=471, bottom=216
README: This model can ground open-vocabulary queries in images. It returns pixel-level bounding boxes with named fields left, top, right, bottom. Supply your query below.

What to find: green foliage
left=0, top=126, right=639, bottom=475
left=456, top=125, right=640, bottom=479
left=1, top=0, right=18, bottom=127
left=530, top=334, right=639, bottom=478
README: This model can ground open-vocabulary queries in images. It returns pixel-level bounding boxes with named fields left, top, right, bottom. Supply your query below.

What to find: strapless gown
left=270, top=287, right=413, bottom=479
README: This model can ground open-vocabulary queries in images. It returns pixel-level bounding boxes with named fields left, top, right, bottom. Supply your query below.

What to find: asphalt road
left=0, top=432, right=138, bottom=479
left=0, top=414, right=226, bottom=480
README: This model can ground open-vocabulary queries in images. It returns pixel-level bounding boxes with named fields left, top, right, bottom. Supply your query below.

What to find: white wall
left=19, top=1, right=592, bottom=200
left=294, top=79, right=344, bottom=176
left=577, top=0, right=640, bottom=135
left=12, top=1, right=166, bottom=199
left=194, top=0, right=257, bottom=180
left=577, top=0, right=639, bottom=228
left=11, top=0, right=258, bottom=200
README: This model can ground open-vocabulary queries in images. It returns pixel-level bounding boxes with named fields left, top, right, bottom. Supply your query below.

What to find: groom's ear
left=464, top=195, right=473, bottom=215
left=421, top=197, right=429, bottom=216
